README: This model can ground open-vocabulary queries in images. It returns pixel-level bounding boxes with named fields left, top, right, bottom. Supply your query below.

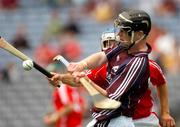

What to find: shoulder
left=149, top=60, right=163, bottom=74
left=129, top=56, right=148, bottom=65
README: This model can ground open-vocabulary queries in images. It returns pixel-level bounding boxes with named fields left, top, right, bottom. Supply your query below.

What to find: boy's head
left=114, top=10, right=151, bottom=48
left=100, top=28, right=117, bottom=51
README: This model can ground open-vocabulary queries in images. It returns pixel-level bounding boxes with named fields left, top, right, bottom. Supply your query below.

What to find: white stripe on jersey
left=109, top=57, right=143, bottom=99
left=150, top=61, right=161, bottom=72
left=92, top=58, right=142, bottom=119
left=113, top=58, right=144, bottom=100
left=92, top=57, right=147, bottom=120
left=150, top=61, right=166, bottom=81
left=58, top=84, right=69, bottom=105
left=108, top=58, right=137, bottom=97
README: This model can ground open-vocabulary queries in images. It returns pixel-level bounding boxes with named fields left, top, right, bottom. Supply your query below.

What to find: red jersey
left=53, top=85, right=84, bottom=127
left=87, top=59, right=166, bottom=120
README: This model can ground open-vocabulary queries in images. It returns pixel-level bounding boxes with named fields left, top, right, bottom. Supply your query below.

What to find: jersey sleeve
left=149, top=60, right=166, bottom=86
left=107, top=57, right=148, bottom=99
left=106, top=45, right=125, bottom=61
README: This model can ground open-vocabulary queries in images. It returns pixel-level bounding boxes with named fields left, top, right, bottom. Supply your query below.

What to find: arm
left=68, top=52, right=107, bottom=72
left=149, top=60, right=175, bottom=127
left=44, top=104, right=74, bottom=126
left=156, top=84, right=175, bottom=127
left=48, top=72, right=82, bottom=87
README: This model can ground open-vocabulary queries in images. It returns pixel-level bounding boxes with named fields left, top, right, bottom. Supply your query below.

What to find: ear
left=136, top=31, right=144, bottom=39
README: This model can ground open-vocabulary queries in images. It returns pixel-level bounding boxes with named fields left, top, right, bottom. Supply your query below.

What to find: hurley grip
left=33, top=62, right=52, bottom=78
left=33, top=62, right=60, bottom=87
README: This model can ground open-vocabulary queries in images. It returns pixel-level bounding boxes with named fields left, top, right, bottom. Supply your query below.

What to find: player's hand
left=22, top=60, right=33, bottom=71
left=43, top=112, right=58, bottom=126
left=48, top=72, right=82, bottom=87
left=48, top=72, right=61, bottom=87
left=60, top=73, right=82, bottom=87
left=160, top=113, right=175, bottom=127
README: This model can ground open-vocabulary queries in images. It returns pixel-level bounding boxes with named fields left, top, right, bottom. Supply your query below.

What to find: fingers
left=48, top=72, right=61, bottom=87
left=161, top=117, right=176, bottom=127
left=72, top=71, right=86, bottom=78
left=48, top=71, right=86, bottom=87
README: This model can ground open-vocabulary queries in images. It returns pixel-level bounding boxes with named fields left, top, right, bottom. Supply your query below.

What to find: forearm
left=45, top=104, right=74, bottom=125
left=56, top=104, right=74, bottom=118
left=80, top=52, right=107, bottom=70
left=156, top=84, right=170, bottom=115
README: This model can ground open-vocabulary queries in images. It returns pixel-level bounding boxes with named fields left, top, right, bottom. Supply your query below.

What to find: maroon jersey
left=92, top=44, right=152, bottom=123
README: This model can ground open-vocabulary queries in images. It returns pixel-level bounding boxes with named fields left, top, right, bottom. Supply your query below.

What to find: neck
left=128, top=40, right=147, bottom=54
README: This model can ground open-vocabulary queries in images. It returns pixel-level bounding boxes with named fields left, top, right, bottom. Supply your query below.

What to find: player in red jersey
left=86, top=29, right=175, bottom=127
left=44, top=85, right=85, bottom=127
left=43, top=45, right=85, bottom=127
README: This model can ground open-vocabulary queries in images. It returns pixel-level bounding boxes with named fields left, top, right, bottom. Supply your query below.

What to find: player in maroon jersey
left=86, top=29, right=175, bottom=127
left=48, top=10, right=153, bottom=127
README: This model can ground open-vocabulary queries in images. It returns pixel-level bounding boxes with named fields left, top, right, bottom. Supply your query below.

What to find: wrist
left=161, top=110, right=170, bottom=116
left=79, top=61, right=88, bottom=70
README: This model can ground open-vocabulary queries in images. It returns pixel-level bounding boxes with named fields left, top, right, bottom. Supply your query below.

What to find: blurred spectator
left=45, top=0, right=72, bottom=8
left=11, top=25, right=30, bottom=50
left=0, top=62, right=14, bottom=83
left=137, top=0, right=158, bottom=16
left=137, top=0, right=178, bottom=17
left=34, top=38, right=57, bottom=67
left=66, top=8, right=81, bottom=34
left=45, top=0, right=60, bottom=8
left=155, top=0, right=178, bottom=17
left=110, top=0, right=124, bottom=18
left=148, top=25, right=178, bottom=74
left=0, top=0, right=18, bottom=10
left=177, top=43, right=180, bottom=72
left=60, top=41, right=82, bottom=62
left=58, top=23, right=82, bottom=62
left=82, top=0, right=120, bottom=22
left=93, top=0, right=113, bottom=23
left=82, top=0, right=97, bottom=15
left=84, top=0, right=122, bottom=23
left=45, top=9, right=63, bottom=41
left=0, top=66, right=11, bottom=83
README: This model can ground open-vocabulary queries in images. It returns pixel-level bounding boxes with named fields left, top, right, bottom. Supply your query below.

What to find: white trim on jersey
left=149, top=61, right=166, bottom=81
left=58, top=84, right=69, bottom=105
left=109, top=57, right=144, bottom=99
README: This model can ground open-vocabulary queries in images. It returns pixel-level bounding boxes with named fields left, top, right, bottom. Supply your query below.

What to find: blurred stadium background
left=0, top=0, right=179, bottom=126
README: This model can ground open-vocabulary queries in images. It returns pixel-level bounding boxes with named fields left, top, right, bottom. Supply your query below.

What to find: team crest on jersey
left=106, top=65, right=119, bottom=82
left=112, top=66, right=119, bottom=74
left=106, top=73, right=111, bottom=83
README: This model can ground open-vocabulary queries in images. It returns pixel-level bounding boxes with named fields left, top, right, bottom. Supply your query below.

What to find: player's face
left=114, top=19, right=132, bottom=46
left=102, top=40, right=117, bottom=51
left=117, top=28, right=131, bottom=43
